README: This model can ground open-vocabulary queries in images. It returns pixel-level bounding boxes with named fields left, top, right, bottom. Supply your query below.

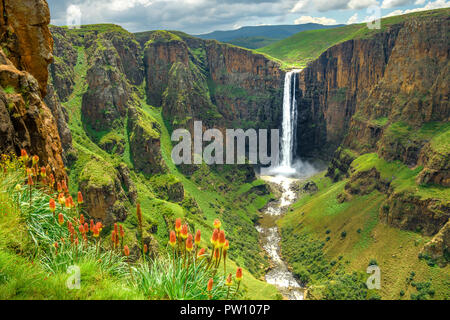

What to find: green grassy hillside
left=258, top=8, right=450, bottom=68
left=279, top=151, right=450, bottom=300
left=54, top=27, right=279, bottom=300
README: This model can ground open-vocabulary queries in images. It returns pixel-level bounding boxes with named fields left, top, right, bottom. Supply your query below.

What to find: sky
left=47, top=0, right=450, bottom=34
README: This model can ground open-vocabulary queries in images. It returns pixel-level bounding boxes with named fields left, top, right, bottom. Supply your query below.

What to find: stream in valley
left=257, top=174, right=305, bottom=300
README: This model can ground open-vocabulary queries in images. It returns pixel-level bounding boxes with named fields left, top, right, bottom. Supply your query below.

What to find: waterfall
left=278, top=70, right=301, bottom=173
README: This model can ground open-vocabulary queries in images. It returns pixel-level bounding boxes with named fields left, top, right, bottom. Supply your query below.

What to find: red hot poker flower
left=93, top=225, right=99, bottom=238
left=225, top=273, right=233, bottom=286
left=195, top=229, right=201, bottom=245
left=114, top=223, right=118, bottom=236
left=58, top=213, right=64, bottom=225
left=213, top=219, right=221, bottom=229
left=79, top=214, right=85, bottom=225
left=49, top=198, right=56, bottom=213
left=32, top=155, right=39, bottom=166
left=186, top=234, right=193, bottom=252
left=207, top=278, right=213, bottom=292
left=79, top=224, right=84, bottom=234
left=77, top=191, right=83, bottom=204
left=90, top=219, right=94, bottom=232
left=169, top=230, right=177, bottom=247
left=224, top=239, right=230, bottom=251
left=181, top=224, right=188, bottom=239
left=119, top=225, right=125, bottom=238
left=175, top=218, right=182, bottom=233
left=57, top=182, right=62, bottom=193
left=20, top=149, right=28, bottom=161
left=197, top=248, right=206, bottom=258
left=84, top=222, right=89, bottom=233
left=143, top=244, right=148, bottom=254
left=236, top=268, right=243, bottom=282
left=211, top=229, right=219, bottom=246
left=123, top=245, right=130, bottom=257
left=218, top=230, right=226, bottom=248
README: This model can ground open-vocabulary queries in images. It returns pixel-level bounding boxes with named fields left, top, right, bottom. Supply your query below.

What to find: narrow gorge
left=0, top=0, right=448, bottom=301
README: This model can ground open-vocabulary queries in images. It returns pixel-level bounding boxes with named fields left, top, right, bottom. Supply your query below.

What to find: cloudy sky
left=48, top=0, right=449, bottom=34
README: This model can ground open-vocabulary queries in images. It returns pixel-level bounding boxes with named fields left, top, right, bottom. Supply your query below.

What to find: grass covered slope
left=279, top=152, right=449, bottom=300
left=50, top=25, right=279, bottom=300
left=258, top=8, right=450, bottom=68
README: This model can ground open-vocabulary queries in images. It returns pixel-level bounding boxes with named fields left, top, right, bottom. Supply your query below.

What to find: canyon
left=0, top=0, right=448, bottom=300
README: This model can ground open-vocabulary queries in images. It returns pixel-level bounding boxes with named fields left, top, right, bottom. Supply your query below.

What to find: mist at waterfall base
left=261, top=69, right=324, bottom=180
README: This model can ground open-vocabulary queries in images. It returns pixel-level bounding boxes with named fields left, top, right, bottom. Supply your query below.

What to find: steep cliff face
left=143, top=31, right=284, bottom=130
left=296, top=13, right=449, bottom=160
left=0, top=0, right=65, bottom=180
left=295, top=12, right=449, bottom=237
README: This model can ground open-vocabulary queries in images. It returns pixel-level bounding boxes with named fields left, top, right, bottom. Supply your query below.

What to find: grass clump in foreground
left=0, top=152, right=246, bottom=300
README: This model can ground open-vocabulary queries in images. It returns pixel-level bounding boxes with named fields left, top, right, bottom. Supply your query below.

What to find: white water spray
left=275, top=70, right=301, bottom=175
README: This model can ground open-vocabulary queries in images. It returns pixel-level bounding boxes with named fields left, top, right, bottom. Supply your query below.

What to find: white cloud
left=291, top=0, right=380, bottom=12
left=415, top=0, right=426, bottom=4
left=347, top=13, right=359, bottom=24
left=348, top=0, right=379, bottom=9
left=294, top=15, right=338, bottom=25
left=381, top=0, right=414, bottom=8
left=384, top=0, right=450, bottom=16
left=110, top=0, right=153, bottom=11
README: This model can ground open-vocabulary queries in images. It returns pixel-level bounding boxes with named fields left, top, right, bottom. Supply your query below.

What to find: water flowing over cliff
left=279, top=70, right=301, bottom=173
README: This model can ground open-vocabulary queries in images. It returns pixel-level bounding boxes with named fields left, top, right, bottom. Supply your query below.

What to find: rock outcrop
left=0, top=0, right=65, bottom=180
left=143, top=31, right=284, bottom=130
left=79, top=157, right=130, bottom=226
left=127, top=107, right=167, bottom=175
left=296, top=13, right=449, bottom=159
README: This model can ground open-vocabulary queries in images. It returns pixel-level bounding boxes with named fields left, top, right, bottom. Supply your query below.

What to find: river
left=257, top=174, right=305, bottom=300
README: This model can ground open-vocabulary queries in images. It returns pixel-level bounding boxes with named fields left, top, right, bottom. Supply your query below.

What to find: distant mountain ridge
left=195, top=23, right=345, bottom=49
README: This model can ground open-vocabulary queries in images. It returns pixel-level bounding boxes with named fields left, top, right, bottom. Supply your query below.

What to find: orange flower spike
left=175, top=218, right=182, bottom=233
left=114, top=223, right=118, bottom=236
left=143, top=244, right=148, bottom=254
left=57, top=182, right=62, bottom=193
left=169, top=230, right=177, bottom=247
left=58, top=193, right=65, bottom=205
left=84, top=222, right=89, bottom=233
left=96, top=222, right=103, bottom=232
left=61, top=180, right=68, bottom=193
left=197, top=248, right=206, bottom=258
left=136, top=203, right=142, bottom=227
left=218, top=230, right=226, bottom=248
left=186, top=234, right=193, bottom=252
left=211, top=229, right=219, bottom=247
left=213, top=219, right=221, bottom=229
left=78, top=224, right=84, bottom=234
left=111, top=231, right=116, bottom=244
left=27, top=175, right=33, bottom=186
left=79, top=214, right=85, bottom=225
left=236, top=267, right=243, bottom=282
left=67, top=221, right=73, bottom=232
left=115, top=233, right=120, bottom=246
left=181, top=224, right=188, bottom=240
left=119, top=225, right=124, bottom=238
left=90, top=219, right=94, bottom=233
left=123, top=245, right=130, bottom=257
left=58, top=213, right=64, bottom=226
left=74, top=238, right=79, bottom=246
left=195, top=229, right=201, bottom=245
left=49, top=198, right=56, bottom=213
left=32, top=155, right=39, bottom=166
left=20, top=149, right=28, bottom=161
left=65, top=196, right=71, bottom=209
left=77, top=191, right=83, bottom=204
left=40, top=167, right=46, bottom=178
left=207, top=278, right=213, bottom=292
left=225, top=273, right=233, bottom=286
left=93, top=225, right=100, bottom=238
left=224, top=239, right=230, bottom=251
